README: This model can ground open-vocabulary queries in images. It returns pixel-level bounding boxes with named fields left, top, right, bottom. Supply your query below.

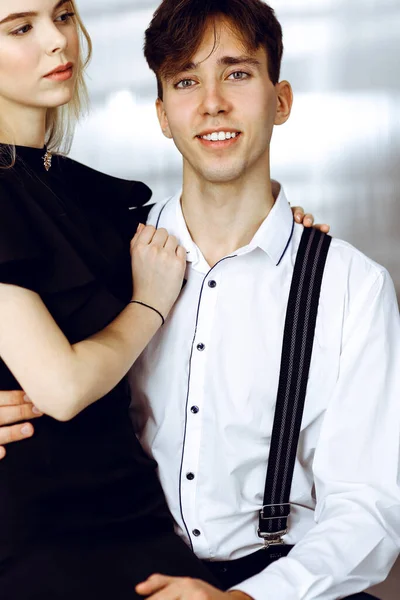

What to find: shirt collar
left=248, top=181, right=295, bottom=266
left=157, top=181, right=294, bottom=267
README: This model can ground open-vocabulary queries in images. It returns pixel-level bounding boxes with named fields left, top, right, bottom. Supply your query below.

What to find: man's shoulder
left=328, top=236, right=387, bottom=278
left=330, top=238, right=388, bottom=280
left=292, top=225, right=387, bottom=283
left=322, top=233, right=394, bottom=307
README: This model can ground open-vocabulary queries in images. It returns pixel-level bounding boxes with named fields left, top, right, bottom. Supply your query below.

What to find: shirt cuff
left=230, top=569, right=299, bottom=600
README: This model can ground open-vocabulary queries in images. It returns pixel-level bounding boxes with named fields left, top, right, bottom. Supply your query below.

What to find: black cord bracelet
left=129, top=301, right=165, bottom=326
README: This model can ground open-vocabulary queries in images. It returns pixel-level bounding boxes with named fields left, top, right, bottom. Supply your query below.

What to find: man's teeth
left=201, top=132, right=239, bottom=141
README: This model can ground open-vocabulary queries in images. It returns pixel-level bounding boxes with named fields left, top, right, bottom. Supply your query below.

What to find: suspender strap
left=258, top=227, right=332, bottom=546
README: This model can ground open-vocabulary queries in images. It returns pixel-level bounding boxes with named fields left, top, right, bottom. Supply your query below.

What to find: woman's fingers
left=315, top=223, right=331, bottom=233
left=131, top=224, right=156, bottom=251
left=291, top=207, right=331, bottom=232
left=132, top=226, right=185, bottom=260
left=292, top=207, right=314, bottom=226
left=292, top=206, right=305, bottom=223
left=130, top=223, right=145, bottom=249
left=164, top=234, right=179, bottom=253
left=151, top=228, right=169, bottom=248
left=176, top=245, right=187, bottom=261
left=303, top=213, right=314, bottom=226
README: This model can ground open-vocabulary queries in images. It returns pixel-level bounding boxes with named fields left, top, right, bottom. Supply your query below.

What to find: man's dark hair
left=144, top=0, right=284, bottom=100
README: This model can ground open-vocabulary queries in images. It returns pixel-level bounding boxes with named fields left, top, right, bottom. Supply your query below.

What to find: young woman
left=0, top=1, right=321, bottom=598
left=0, top=1, right=220, bottom=598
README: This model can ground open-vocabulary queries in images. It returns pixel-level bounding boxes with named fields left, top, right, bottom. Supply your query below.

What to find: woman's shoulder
left=54, top=155, right=152, bottom=209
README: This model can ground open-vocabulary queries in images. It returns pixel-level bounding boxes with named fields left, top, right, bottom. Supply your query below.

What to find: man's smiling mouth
left=196, top=130, right=242, bottom=144
left=198, top=131, right=240, bottom=141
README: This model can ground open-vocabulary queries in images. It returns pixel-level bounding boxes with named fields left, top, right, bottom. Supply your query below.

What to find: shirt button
left=208, top=280, right=217, bottom=288
left=197, top=343, right=205, bottom=351
left=186, top=472, right=195, bottom=481
left=191, top=406, right=199, bottom=414
left=192, top=529, right=201, bottom=537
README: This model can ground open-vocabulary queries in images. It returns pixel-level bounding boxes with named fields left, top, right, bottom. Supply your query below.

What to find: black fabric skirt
left=0, top=531, right=217, bottom=600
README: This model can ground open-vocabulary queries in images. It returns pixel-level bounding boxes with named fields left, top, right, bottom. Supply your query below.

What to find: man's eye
left=228, top=71, right=250, bottom=80
left=175, top=79, right=196, bottom=89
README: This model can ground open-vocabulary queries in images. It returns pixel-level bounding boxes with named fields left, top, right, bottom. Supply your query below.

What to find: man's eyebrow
left=178, top=56, right=262, bottom=73
left=218, top=56, right=262, bottom=68
left=0, top=0, right=70, bottom=26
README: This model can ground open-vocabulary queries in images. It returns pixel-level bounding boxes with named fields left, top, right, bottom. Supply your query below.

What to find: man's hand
left=291, top=206, right=330, bottom=233
left=136, top=574, right=253, bottom=600
left=0, top=391, right=43, bottom=459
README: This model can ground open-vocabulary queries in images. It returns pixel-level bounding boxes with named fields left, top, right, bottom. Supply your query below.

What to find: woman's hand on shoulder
left=130, top=224, right=187, bottom=321
left=291, top=206, right=330, bottom=233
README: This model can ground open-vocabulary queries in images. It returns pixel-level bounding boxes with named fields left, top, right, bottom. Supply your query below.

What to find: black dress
left=0, top=145, right=215, bottom=599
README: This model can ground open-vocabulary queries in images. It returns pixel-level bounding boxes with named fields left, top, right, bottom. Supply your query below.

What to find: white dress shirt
left=129, top=184, right=400, bottom=600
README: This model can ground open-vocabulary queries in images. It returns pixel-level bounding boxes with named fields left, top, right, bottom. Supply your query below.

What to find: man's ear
left=274, top=80, right=293, bottom=126
left=156, top=98, right=173, bottom=139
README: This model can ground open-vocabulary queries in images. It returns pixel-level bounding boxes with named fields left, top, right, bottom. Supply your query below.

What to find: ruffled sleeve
left=0, top=183, right=50, bottom=293
left=58, top=157, right=154, bottom=241
left=0, top=157, right=154, bottom=298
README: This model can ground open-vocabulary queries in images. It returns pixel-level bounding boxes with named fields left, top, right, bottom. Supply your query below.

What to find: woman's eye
left=11, top=24, right=32, bottom=36
left=228, top=71, right=250, bottom=80
left=55, top=11, right=75, bottom=23
left=175, top=79, right=196, bottom=89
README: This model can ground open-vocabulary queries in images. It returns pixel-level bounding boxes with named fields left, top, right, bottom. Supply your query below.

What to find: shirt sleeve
left=233, top=269, right=400, bottom=600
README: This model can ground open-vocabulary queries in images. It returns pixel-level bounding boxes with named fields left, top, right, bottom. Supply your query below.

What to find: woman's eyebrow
left=0, top=0, right=70, bottom=26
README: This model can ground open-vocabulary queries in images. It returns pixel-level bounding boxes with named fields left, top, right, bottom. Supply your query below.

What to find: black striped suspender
left=258, top=227, right=332, bottom=547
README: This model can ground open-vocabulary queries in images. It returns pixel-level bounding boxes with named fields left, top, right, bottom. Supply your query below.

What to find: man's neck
left=181, top=175, right=277, bottom=267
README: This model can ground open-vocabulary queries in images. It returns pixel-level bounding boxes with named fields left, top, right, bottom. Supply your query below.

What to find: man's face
left=157, top=17, right=291, bottom=186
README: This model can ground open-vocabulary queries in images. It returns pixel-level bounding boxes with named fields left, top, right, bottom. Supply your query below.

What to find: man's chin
left=196, top=166, right=246, bottom=185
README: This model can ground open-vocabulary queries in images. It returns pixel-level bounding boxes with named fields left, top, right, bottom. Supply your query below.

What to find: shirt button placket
left=182, top=270, right=220, bottom=556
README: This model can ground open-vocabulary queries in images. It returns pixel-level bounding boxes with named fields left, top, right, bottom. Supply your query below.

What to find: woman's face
left=0, top=0, right=80, bottom=111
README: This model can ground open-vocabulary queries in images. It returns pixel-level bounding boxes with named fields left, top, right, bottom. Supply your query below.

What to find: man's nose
left=199, top=83, right=231, bottom=117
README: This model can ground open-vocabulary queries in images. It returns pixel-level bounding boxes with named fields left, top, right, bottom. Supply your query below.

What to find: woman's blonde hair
left=46, top=1, right=92, bottom=154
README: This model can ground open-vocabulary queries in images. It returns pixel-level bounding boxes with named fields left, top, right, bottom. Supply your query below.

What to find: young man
left=130, top=1, right=399, bottom=599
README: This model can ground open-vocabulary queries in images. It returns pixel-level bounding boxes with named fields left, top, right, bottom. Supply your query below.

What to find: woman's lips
left=44, top=64, right=73, bottom=82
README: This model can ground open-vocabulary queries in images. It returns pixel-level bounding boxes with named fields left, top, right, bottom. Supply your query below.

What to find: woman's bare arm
left=0, top=225, right=186, bottom=422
